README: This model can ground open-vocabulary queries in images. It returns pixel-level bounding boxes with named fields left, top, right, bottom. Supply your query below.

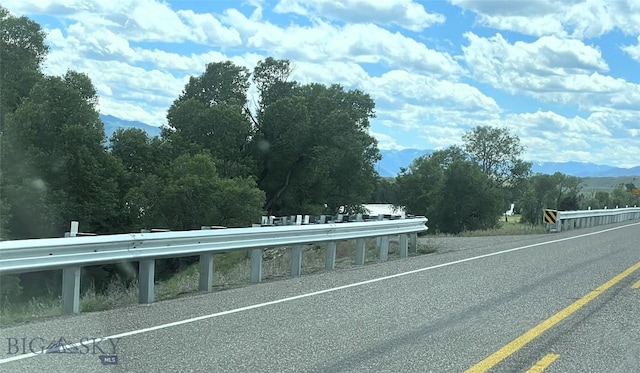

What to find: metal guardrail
left=0, top=217, right=428, bottom=315
left=549, top=207, right=640, bottom=232
left=256, top=213, right=408, bottom=226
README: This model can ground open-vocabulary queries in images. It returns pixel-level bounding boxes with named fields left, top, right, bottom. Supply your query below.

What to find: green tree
left=436, top=160, right=504, bottom=233
left=610, top=185, right=629, bottom=207
left=462, top=126, right=531, bottom=186
left=110, top=128, right=157, bottom=175
left=519, top=172, right=581, bottom=224
left=1, top=71, right=122, bottom=238
left=593, top=191, right=610, bottom=208
left=126, top=152, right=265, bottom=230
left=370, top=178, right=397, bottom=204
left=164, top=62, right=255, bottom=178
left=250, top=58, right=380, bottom=215
left=551, top=172, right=581, bottom=209
left=0, top=6, right=48, bottom=118
left=394, top=146, right=466, bottom=218
left=107, top=128, right=173, bottom=231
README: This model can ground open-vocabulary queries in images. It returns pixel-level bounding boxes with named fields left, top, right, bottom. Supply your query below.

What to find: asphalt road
left=1, top=221, right=639, bottom=372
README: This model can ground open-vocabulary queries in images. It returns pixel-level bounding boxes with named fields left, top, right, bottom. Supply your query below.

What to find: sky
left=5, top=0, right=640, bottom=167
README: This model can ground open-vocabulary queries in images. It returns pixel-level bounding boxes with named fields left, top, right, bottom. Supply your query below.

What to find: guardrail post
left=409, top=233, right=418, bottom=253
left=379, top=236, right=389, bottom=262
left=399, top=234, right=408, bottom=258
left=291, top=245, right=303, bottom=277
left=325, top=241, right=337, bottom=270
left=250, top=249, right=263, bottom=283
left=138, top=259, right=155, bottom=304
left=355, top=238, right=365, bottom=265
left=70, top=221, right=79, bottom=236
left=62, top=266, right=81, bottom=314
left=198, top=253, right=214, bottom=292
left=375, top=215, right=384, bottom=247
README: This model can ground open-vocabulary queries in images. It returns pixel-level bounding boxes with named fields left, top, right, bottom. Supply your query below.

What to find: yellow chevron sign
left=544, top=209, right=557, bottom=224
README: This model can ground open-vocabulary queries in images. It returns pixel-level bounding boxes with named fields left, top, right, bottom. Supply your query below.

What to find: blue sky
left=5, top=0, right=640, bottom=167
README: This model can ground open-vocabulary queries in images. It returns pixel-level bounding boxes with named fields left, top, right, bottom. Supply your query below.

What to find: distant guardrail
left=255, top=213, right=408, bottom=226
left=0, top=216, right=428, bottom=315
left=545, top=207, right=640, bottom=232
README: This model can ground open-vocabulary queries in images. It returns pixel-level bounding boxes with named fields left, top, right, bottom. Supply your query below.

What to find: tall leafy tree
left=551, top=172, right=581, bottom=209
left=0, top=6, right=48, bottom=117
left=370, top=178, right=397, bottom=204
left=1, top=71, right=122, bottom=238
left=436, top=160, right=504, bottom=233
left=0, top=6, right=49, bottom=240
left=395, top=146, right=466, bottom=218
left=519, top=172, right=581, bottom=224
left=250, top=58, right=380, bottom=215
left=395, top=146, right=504, bottom=233
left=125, top=152, right=265, bottom=230
left=462, top=126, right=531, bottom=186
left=165, top=62, right=255, bottom=178
left=108, top=128, right=173, bottom=231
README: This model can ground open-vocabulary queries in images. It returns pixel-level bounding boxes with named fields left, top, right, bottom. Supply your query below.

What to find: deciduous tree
left=0, top=6, right=48, bottom=117
left=249, top=58, right=380, bottom=215
left=165, top=62, right=255, bottom=178
left=462, top=126, right=530, bottom=186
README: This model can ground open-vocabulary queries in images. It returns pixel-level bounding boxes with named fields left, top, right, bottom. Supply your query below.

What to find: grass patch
left=455, top=214, right=547, bottom=237
left=0, top=297, right=62, bottom=326
left=81, top=279, right=140, bottom=312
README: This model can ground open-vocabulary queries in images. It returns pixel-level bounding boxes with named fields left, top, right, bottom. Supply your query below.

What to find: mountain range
left=377, top=149, right=640, bottom=178
left=101, top=114, right=162, bottom=140
left=100, top=115, right=640, bottom=178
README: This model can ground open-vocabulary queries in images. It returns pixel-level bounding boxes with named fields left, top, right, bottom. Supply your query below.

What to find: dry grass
left=443, top=214, right=547, bottom=237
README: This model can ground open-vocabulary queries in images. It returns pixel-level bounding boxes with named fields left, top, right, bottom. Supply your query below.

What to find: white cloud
left=4, top=0, right=241, bottom=45
left=461, top=32, right=640, bottom=111
left=449, top=0, right=640, bottom=39
left=363, top=70, right=500, bottom=118
left=274, top=0, right=445, bottom=31
left=485, top=110, right=639, bottom=167
left=221, top=10, right=462, bottom=77
left=177, top=10, right=242, bottom=46
left=622, top=36, right=640, bottom=63
left=370, top=131, right=407, bottom=150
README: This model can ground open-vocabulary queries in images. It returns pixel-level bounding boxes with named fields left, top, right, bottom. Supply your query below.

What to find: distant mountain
left=100, top=114, right=162, bottom=140
left=377, top=148, right=640, bottom=178
left=597, top=166, right=640, bottom=177
left=530, top=161, right=616, bottom=177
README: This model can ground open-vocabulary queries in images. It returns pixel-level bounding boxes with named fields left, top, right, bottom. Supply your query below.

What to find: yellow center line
left=632, top=280, right=640, bottom=289
left=465, top=261, right=640, bottom=373
left=526, top=353, right=560, bottom=373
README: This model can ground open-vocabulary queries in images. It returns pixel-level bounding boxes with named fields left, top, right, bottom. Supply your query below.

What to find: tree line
left=0, top=8, right=381, bottom=300
left=372, top=134, right=639, bottom=232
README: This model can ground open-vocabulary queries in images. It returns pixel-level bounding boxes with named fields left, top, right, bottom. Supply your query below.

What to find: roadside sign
left=544, top=209, right=557, bottom=224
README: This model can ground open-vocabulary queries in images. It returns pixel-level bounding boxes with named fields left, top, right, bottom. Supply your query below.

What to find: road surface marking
left=632, top=279, right=640, bottom=289
left=525, top=353, right=560, bottom=373
left=1, top=221, right=639, bottom=365
left=465, top=260, right=640, bottom=373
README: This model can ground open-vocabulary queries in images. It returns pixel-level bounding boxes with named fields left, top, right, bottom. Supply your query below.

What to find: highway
left=1, top=221, right=639, bottom=372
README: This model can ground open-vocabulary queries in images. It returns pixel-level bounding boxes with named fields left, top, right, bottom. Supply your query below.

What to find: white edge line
left=2, top=221, right=639, bottom=364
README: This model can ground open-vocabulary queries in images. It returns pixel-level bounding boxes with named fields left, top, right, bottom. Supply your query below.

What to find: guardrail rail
left=0, top=215, right=428, bottom=315
left=546, top=207, right=640, bottom=232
